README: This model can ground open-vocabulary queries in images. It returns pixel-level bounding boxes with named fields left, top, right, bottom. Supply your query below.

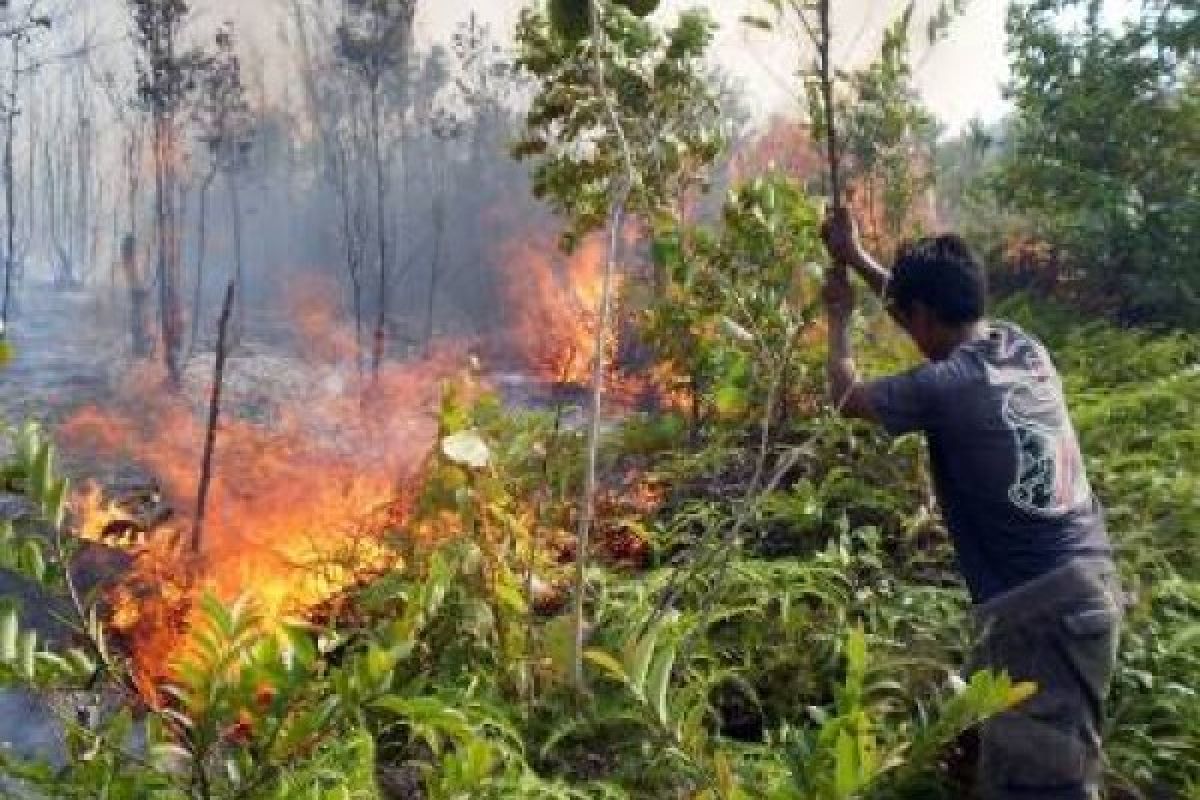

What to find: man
left=820, top=208, right=1123, bottom=800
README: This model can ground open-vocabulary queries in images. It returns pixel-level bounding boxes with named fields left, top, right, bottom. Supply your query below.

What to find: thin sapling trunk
left=571, top=0, right=636, bottom=692
left=192, top=280, right=236, bottom=554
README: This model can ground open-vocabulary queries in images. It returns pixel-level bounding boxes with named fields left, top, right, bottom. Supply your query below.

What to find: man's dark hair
left=888, top=234, right=987, bottom=326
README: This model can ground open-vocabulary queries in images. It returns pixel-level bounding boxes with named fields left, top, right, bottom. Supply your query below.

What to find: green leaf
left=30, top=442, right=52, bottom=502
left=834, top=729, right=859, bottom=798
left=625, top=617, right=664, bottom=698
left=584, top=648, right=628, bottom=684
left=0, top=605, right=17, bottom=663
left=20, top=539, right=45, bottom=583
left=18, top=629, right=36, bottom=680
left=719, top=316, right=755, bottom=344
left=66, top=647, right=96, bottom=678
left=842, top=626, right=868, bottom=708
left=647, top=638, right=678, bottom=728
left=740, top=15, right=775, bottom=31
left=44, top=478, right=68, bottom=530
left=714, top=386, right=750, bottom=416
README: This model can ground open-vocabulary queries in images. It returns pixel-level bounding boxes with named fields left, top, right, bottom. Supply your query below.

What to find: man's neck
left=934, top=320, right=991, bottom=360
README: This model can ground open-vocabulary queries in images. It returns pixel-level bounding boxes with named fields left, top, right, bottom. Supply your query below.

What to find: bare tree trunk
left=153, top=113, right=182, bottom=387
left=192, top=280, right=236, bottom=554
left=120, top=233, right=151, bottom=356
left=369, top=83, right=388, bottom=379
left=188, top=168, right=217, bottom=355
left=43, top=140, right=61, bottom=287
left=227, top=170, right=245, bottom=344
left=2, top=37, right=18, bottom=327
left=77, top=115, right=93, bottom=283
left=469, top=124, right=494, bottom=333
left=817, top=0, right=845, bottom=276
left=22, top=91, right=35, bottom=293
left=425, top=153, right=445, bottom=346
left=124, top=126, right=150, bottom=357
left=571, top=0, right=635, bottom=692
left=333, top=142, right=365, bottom=372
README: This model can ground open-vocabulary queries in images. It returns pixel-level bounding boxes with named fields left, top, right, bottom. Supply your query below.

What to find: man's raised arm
left=823, top=261, right=879, bottom=423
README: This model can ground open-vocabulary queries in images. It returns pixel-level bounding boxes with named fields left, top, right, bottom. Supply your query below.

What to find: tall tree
left=335, top=0, right=418, bottom=379
left=412, top=45, right=459, bottom=346
left=287, top=0, right=369, bottom=368
left=129, top=0, right=205, bottom=387
left=995, top=0, right=1199, bottom=324
left=837, top=4, right=938, bottom=257
left=193, top=21, right=255, bottom=346
left=451, top=12, right=517, bottom=331
left=0, top=5, right=50, bottom=327
left=516, top=0, right=724, bottom=690
left=93, top=52, right=153, bottom=356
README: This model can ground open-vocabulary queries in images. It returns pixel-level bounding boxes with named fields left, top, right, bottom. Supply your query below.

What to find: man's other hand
left=821, top=206, right=867, bottom=268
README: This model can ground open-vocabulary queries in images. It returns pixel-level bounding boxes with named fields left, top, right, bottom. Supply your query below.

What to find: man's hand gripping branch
left=819, top=208, right=887, bottom=422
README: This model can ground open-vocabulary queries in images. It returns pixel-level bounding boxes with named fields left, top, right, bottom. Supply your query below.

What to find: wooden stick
left=192, top=280, right=236, bottom=554
left=813, top=0, right=852, bottom=286
left=817, top=0, right=844, bottom=221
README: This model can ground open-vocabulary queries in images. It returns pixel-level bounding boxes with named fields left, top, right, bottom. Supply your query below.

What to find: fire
left=499, top=232, right=617, bottom=386
left=730, top=115, right=825, bottom=184
left=61, top=281, right=467, bottom=693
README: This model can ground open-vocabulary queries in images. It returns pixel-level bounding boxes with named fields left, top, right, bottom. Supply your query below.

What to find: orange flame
left=61, top=279, right=465, bottom=692
left=499, top=232, right=617, bottom=386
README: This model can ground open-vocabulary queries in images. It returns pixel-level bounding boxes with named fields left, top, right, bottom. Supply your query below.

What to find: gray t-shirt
left=867, top=321, right=1111, bottom=603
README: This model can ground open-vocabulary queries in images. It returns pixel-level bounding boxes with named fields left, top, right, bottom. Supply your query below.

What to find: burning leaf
left=441, top=430, right=491, bottom=471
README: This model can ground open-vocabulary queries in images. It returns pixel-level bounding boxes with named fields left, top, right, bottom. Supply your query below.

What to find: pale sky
left=205, top=0, right=1014, bottom=134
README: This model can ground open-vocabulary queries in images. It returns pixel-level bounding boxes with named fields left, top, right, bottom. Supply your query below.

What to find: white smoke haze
left=220, top=0, right=1013, bottom=131
left=23, top=0, right=1012, bottom=131
left=0, top=0, right=1018, bottom=329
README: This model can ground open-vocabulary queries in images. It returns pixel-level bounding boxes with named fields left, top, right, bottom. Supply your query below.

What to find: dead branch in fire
left=191, top=279, right=235, bottom=555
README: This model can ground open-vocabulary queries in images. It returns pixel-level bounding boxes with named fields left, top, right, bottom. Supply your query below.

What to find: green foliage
left=514, top=1, right=725, bottom=251
left=550, top=0, right=661, bottom=42
left=0, top=423, right=105, bottom=689
left=837, top=4, right=938, bottom=256
left=3, top=297, right=1196, bottom=797
left=643, top=175, right=826, bottom=431
left=990, top=0, right=1200, bottom=324
left=1107, top=578, right=1200, bottom=793
left=771, top=628, right=1032, bottom=800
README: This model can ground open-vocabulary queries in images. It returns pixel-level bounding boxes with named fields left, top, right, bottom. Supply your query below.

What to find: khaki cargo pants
left=969, top=557, right=1123, bottom=800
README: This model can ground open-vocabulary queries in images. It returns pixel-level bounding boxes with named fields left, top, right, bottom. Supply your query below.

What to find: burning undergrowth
left=59, top=282, right=468, bottom=695
left=497, top=226, right=680, bottom=410
left=499, top=231, right=614, bottom=386
left=51, top=226, right=667, bottom=696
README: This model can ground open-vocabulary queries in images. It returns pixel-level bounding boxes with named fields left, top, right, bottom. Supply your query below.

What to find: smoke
left=202, top=0, right=1009, bottom=132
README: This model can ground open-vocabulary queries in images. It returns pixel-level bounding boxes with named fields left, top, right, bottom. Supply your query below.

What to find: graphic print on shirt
left=987, top=326, right=1092, bottom=516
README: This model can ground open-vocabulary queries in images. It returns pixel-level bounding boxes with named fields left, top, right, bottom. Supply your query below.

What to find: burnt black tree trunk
left=192, top=280, right=236, bottom=554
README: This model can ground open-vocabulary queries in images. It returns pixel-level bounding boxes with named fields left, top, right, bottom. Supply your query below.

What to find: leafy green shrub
left=643, top=175, right=826, bottom=435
